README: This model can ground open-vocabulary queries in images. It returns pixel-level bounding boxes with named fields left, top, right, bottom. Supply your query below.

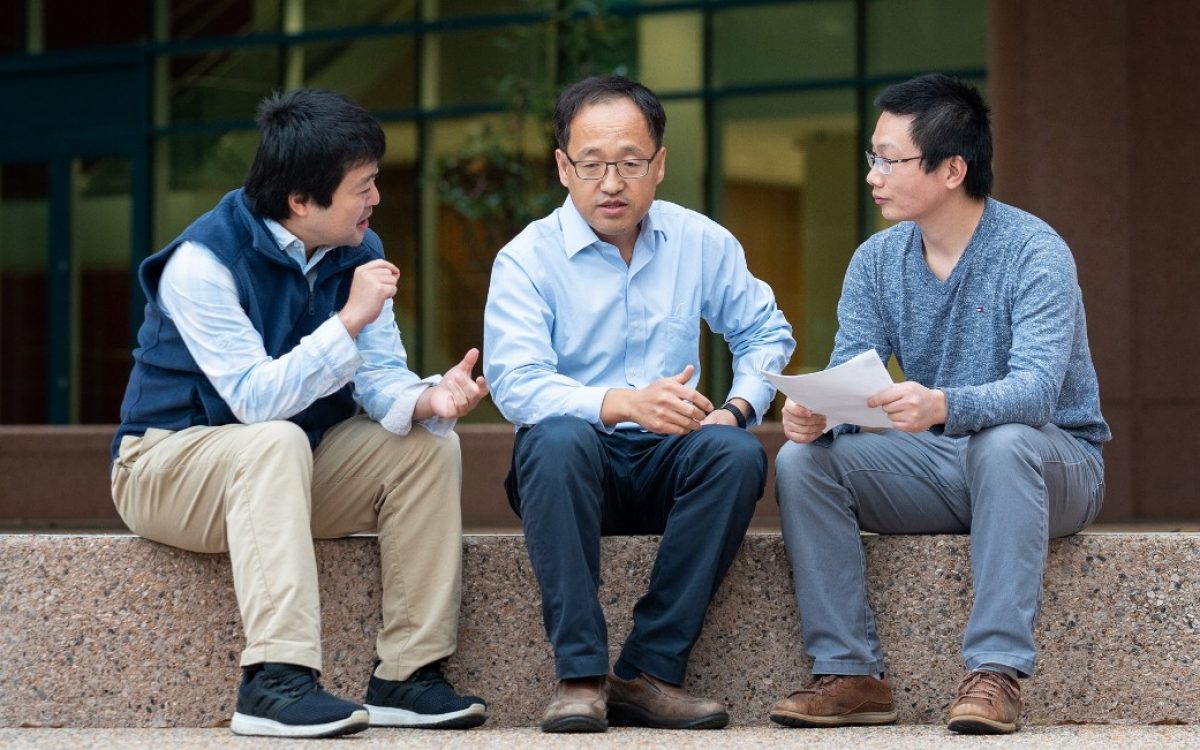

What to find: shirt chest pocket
left=660, top=312, right=700, bottom=376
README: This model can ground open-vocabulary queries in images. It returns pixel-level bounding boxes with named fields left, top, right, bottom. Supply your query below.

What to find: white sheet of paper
left=763, top=349, right=895, bottom=431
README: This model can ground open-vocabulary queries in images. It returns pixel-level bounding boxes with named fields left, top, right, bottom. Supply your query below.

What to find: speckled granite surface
left=2, top=532, right=1198, bottom=728
left=3, top=726, right=1199, bottom=749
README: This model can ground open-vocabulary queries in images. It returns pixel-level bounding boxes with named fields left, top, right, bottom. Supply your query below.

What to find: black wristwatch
left=720, top=402, right=748, bottom=429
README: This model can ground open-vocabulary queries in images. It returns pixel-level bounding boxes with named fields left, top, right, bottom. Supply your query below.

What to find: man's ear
left=554, top=149, right=572, bottom=189
left=287, top=192, right=311, bottom=219
left=943, top=155, right=968, bottom=191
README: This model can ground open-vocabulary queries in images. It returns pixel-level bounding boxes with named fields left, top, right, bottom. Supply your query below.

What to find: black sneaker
left=364, top=660, right=488, bottom=729
left=230, top=662, right=370, bottom=738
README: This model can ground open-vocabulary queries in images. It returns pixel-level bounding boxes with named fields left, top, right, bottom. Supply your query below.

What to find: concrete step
left=2, top=531, right=1197, bottom=728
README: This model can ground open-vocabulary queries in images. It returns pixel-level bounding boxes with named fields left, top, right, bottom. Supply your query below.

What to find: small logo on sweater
left=975, top=306, right=984, bottom=313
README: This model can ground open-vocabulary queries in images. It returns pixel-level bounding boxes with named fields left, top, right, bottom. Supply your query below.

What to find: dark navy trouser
left=505, top=415, right=765, bottom=684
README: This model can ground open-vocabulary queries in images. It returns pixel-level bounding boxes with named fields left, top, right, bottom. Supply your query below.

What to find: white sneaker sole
left=230, top=709, right=370, bottom=737
left=365, top=701, right=487, bottom=728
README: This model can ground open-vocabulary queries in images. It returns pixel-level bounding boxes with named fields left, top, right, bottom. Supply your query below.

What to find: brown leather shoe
left=606, top=672, right=728, bottom=729
left=770, top=675, right=897, bottom=727
left=540, top=677, right=608, bottom=733
left=947, top=670, right=1021, bottom=734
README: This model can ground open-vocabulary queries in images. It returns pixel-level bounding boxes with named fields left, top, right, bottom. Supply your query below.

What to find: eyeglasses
left=564, top=151, right=658, bottom=180
left=864, top=150, right=922, bottom=175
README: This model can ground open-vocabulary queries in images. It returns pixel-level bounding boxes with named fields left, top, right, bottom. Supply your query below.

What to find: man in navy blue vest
left=111, top=89, right=489, bottom=738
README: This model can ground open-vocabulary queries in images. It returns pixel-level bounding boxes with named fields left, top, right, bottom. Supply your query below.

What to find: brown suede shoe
left=770, top=675, right=898, bottom=727
left=540, top=677, right=608, bottom=733
left=606, top=672, right=728, bottom=729
left=947, top=670, right=1021, bottom=734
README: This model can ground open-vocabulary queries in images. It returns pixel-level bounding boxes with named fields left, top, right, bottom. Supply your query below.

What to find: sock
left=979, top=662, right=1021, bottom=680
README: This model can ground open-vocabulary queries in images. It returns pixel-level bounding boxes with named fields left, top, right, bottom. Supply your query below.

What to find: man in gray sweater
left=769, top=73, right=1110, bottom=735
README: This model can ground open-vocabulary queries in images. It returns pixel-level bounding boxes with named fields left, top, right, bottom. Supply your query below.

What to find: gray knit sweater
left=830, top=197, right=1110, bottom=459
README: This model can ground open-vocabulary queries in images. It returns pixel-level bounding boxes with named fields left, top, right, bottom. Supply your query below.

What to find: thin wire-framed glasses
left=564, top=151, right=658, bottom=180
left=864, top=150, right=922, bottom=175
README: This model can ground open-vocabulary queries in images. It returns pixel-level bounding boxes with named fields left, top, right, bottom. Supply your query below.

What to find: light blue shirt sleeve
left=484, top=199, right=794, bottom=429
left=158, top=240, right=450, bottom=436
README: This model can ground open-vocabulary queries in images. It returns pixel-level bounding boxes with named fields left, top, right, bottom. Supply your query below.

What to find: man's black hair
left=874, top=73, right=993, bottom=199
left=244, top=89, right=386, bottom=221
left=553, top=75, right=667, bottom=154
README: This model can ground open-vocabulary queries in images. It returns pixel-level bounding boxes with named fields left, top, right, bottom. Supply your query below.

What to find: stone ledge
left=2, top=532, right=1197, bottom=727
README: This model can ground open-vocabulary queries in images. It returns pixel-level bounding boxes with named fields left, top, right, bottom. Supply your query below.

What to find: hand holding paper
left=763, top=349, right=894, bottom=432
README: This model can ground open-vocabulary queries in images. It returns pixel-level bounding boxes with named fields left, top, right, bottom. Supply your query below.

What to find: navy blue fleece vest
left=112, top=188, right=379, bottom=460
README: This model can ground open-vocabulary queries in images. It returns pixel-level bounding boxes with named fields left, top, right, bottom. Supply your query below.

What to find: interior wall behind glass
left=716, top=90, right=859, bottom=377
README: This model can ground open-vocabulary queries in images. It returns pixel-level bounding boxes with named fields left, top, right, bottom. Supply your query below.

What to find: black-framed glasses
left=564, top=151, right=658, bottom=180
left=865, top=150, right=922, bottom=175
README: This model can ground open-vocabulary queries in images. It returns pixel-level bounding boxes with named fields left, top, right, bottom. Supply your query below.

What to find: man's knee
left=965, top=423, right=1041, bottom=472
left=244, top=421, right=313, bottom=465
left=775, top=439, right=830, bottom=496
left=515, top=416, right=602, bottom=469
left=400, top=424, right=462, bottom=470
left=695, top=426, right=767, bottom=486
left=522, top=415, right=596, bottom=448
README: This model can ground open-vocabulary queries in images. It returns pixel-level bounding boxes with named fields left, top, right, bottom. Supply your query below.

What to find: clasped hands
left=603, top=365, right=744, bottom=435
left=783, top=380, right=947, bottom=444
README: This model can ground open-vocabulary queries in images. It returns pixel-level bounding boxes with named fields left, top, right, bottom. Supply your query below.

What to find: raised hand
left=339, top=259, right=400, bottom=338
left=418, top=348, right=489, bottom=420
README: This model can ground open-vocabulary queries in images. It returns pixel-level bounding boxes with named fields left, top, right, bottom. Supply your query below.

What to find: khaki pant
left=111, top=415, right=463, bottom=681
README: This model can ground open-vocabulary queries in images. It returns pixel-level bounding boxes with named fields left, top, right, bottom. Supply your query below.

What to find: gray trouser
left=775, top=423, right=1104, bottom=678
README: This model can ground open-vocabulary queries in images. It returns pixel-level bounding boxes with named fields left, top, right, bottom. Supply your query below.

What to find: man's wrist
left=720, top=402, right=748, bottom=428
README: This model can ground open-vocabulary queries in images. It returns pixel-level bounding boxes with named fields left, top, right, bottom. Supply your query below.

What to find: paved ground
left=2, top=726, right=1200, bottom=749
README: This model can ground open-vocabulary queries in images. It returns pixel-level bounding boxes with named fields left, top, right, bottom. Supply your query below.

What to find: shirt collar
left=264, top=218, right=333, bottom=273
left=558, top=197, right=667, bottom=258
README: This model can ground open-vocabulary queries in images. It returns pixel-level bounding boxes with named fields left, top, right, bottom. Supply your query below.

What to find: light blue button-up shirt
left=483, top=198, right=795, bottom=429
left=158, top=219, right=451, bottom=436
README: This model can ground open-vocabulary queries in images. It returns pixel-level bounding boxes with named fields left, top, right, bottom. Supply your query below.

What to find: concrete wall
left=988, top=0, right=1200, bottom=520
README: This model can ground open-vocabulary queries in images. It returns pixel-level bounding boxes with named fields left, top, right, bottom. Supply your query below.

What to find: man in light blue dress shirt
left=110, top=89, right=489, bottom=737
left=483, top=76, right=795, bottom=733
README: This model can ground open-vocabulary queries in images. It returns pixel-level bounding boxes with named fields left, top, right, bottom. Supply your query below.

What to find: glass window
left=715, top=89, right=860, bottom=376
left=657, top=98, right=704, bottom=213
left=43, top=0, right=149, bottom=50
left=299, top=38, right=418, bottom=113
left=169, top=0, right=278, bottom=39
left=432, top=26, right=551, bottom=108
left=375, top=123, right=421, bottom=340
left=0, top=2, right=23, bottom=55
left=166, top=49, right=282, bottom=125
left=712, top=1, right=855, bottom=88
left=155, top=131, right=258, bottom=248
left=72, top=157, right=132, bottom=423
left=435, top=0, right=554, bottom=19
left=303, top=0, right=417, bottom=29
left=867, top=0, right=986, bottom=76
left=0, top=163, right=50, bottom=423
